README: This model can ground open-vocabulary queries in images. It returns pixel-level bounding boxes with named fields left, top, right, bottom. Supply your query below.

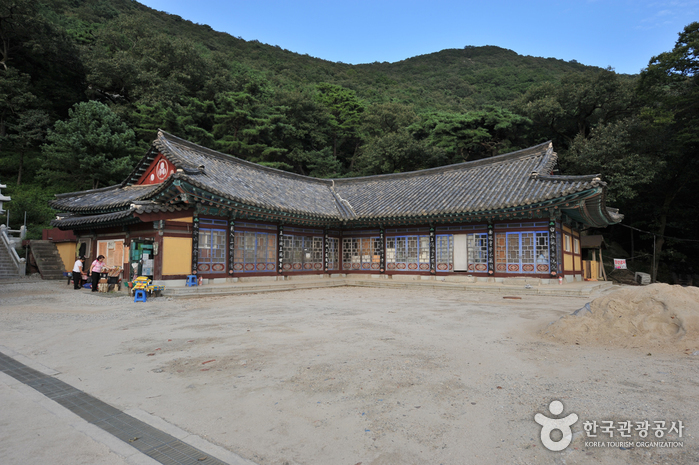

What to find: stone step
left=163, top=280, right=343, bottom=297
left=29, top=240, right=67, bottom=281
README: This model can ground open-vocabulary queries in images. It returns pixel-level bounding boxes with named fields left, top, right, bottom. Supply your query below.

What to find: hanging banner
left=614, top=259, right=627, bottom=270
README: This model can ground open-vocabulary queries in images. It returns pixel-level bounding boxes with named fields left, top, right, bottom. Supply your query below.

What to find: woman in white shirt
left=72, top=256, right=84, bottom=289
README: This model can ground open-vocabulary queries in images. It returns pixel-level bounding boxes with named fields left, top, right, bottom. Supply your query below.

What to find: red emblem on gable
left=156, top=160, right=168, bottom=180
left=137, top=153, right=174, bottom=185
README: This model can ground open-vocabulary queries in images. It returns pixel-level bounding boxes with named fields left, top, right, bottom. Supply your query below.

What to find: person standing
left=90, top=255, right=105, bottom=292
left=72, top=256, right=84, bottom=289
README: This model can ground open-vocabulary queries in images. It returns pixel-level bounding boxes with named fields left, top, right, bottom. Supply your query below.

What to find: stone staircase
left=0, top=242, right=18, bottom=278
left=28, top=240, right=66, bottom=280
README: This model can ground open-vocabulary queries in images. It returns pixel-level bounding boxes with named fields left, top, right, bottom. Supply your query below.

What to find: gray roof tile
left=52, top=131, right=619, bottom=226
left=50, top=184, right=163, bottom=213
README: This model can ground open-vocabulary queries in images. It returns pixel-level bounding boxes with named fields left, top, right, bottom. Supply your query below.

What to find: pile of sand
left=542, top=283, right=699, bottom=353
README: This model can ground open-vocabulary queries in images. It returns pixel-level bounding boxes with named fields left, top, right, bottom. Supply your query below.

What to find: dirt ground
left=0, top=281, right=697, bottom=465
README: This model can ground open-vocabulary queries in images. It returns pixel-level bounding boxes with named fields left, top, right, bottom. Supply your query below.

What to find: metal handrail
left=0, top=225, right=26, bottom=276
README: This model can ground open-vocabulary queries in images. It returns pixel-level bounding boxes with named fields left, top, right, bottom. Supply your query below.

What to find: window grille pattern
left=466, top=233, right=488, bottom=271
left=233, top=231, right=276, bottom=272
left=495, top=231, right=550, bottom=273
left=535, top=232, right=550, bottom=272
left=198, top=219, right=227, bottom=273
left=386, top=236, right=430, bottom=271
left=495, top=233, right=507, bottom=272
left=342, top=237, right=381, bottom=270
left=436, top=235, right=453, bottom=271
left=282, top=235, right=323, bottom=271
left=327, top=237, right=339, bottom=270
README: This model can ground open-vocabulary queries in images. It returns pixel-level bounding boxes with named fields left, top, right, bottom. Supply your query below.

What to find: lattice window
left=466, top=233, right=488, bottom=271
left=327, top=237, right=339, bottom=270
left=343, top=237, right=381, bottom=270
left=198, top=219, right=227, bottom=274
left=386, top=235, right=430, bottom=271
left=495, top=233, right=507, bottom=272
left=536, top=232, right=550, bottom=273
left=521, top=232, right=535, bottom=266
left=436, top=235, right=453, bottom=271
left=494, top=231, right=550, bottom=273
left=233, top=231, right=276, bottom=272
left=282, top=234, right=324, bottom=271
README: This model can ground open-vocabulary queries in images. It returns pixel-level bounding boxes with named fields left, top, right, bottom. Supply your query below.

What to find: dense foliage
left=0, top=0, right=696, bottom=282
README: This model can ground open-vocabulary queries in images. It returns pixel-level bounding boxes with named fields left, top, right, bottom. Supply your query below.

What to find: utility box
left=635, top=272, right=651, bottom=285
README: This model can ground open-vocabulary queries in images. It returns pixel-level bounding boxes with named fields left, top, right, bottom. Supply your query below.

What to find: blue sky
left=138, top=0, right=697, bottom=75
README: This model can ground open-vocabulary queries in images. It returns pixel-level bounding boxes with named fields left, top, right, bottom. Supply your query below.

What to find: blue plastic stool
left=134, top=289, right=147, bottom=302
left=186, top=275, right=198, bottom=286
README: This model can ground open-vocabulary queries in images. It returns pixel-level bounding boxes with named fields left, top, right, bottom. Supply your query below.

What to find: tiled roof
left=50, top=184, right=163, bottom=213
left=154, top=131, right=608, bottom=221
left=50, top=203, right=186, bottom=229
left=50, top=209, right=138, bottom=229
left=51, top=131, right=622, bottom=228
left=331, top=144, right=602, bottom=219
left=152, top=134, right=341, bottom=219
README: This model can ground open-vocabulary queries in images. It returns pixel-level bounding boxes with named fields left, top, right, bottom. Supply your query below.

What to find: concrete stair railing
left=0, top=225, right=25, bottom=279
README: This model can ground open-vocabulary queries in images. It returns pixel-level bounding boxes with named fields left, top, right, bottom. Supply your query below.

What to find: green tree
left=411, top=107, right=530, bottom=163
left=567, top=118, right=659, bottom=205
left=0, top=67, right=35, bottom=139
left=516, top=68, right=635, bottom=149
left=40, top=101, right=138, bottom=190
left=5, top=109, right=50, bottom=185
left=636, top=22, right=699, bottom=282
left=212, top=90, right=288, bottom=163
left=354, top=131, right=446, bottom=175
left=316, top=83, right=365, bottom=169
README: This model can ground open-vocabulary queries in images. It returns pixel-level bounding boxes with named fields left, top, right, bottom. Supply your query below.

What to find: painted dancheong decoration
left=48, top=130, right=623, bottom=284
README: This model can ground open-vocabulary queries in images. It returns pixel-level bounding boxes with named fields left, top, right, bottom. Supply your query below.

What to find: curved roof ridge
left=529, top=142, right=556, bottom=178
left=331, top=141, right=552, bottom=184
left=537, top=173, right=603, bottom=184
left=155, top=130, right=334, bottom=186
left=49, top=183, right=163, bottom=212
left=157, top=130, right=553, bottom=185
left=53, top=183, right=140, bottom=199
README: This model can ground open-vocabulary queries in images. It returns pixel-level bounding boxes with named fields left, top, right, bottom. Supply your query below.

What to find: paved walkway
left=0, top=346, right=254, bottom=465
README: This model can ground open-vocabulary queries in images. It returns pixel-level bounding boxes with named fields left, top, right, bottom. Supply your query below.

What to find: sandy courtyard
left=0, top=281, right=697, bottom=465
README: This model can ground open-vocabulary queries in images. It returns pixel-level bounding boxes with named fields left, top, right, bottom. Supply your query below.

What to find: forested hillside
left=0, top=0, right=696, bottom=282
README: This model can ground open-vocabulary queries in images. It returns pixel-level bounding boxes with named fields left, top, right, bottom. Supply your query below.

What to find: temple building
left=50, top=131, right=622, bottom=284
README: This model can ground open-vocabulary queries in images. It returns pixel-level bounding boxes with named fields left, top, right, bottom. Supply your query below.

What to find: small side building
left=49, top=131, right=623, bottom=285
left=580, top=235, right=607, bottom=281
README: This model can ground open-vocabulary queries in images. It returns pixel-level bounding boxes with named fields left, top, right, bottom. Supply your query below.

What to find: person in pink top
left=90, top=255, right=105, bottom=292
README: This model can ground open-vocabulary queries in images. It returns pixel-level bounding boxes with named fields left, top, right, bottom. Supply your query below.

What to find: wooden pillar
left=228, top=217, right=235, bottom=276
left=429, top=226, right=436, bottom=275
left=277, top=225, right=284, bottom=275
left=379, top=228, right=385, bottom=273
left=548, top=219, right=558, bottom=276
left=323, top=230, right=329, bottom=273
left=154, top=220, right=164, bottom=281
left=191, top=211, right=199, bottom=275
left=487, top=223, right=494, bottom=276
